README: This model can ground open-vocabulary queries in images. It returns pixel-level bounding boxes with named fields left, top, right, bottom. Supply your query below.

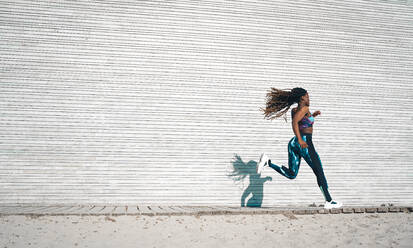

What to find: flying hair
left=259, top=87, right=307, bottom=122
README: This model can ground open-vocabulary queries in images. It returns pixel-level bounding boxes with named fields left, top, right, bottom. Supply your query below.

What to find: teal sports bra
left=291, top=109, right=315, bottom=129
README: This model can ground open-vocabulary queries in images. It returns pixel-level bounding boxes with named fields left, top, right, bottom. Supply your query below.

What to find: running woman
left=257, top=87, right=342, bottom=209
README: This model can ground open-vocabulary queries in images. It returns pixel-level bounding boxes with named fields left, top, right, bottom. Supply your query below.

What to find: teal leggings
left=268, top=133, right=333, bottom=202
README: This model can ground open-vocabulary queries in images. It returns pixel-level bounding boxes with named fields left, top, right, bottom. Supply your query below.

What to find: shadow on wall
left=228, top=154, right=272, bottom=207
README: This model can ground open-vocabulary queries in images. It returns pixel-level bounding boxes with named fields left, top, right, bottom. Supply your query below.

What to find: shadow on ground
left=228, top=154, right=272, bottom=207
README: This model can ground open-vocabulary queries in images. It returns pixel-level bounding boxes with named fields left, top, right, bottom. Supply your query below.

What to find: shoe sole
left=324, top=204, right=343, bottom=209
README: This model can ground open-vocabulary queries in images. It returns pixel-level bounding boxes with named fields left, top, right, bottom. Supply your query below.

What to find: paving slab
left=166, top=206, right=186, bottom=212
left=67, top=206, right=95, bottom=215
left=318, top=209, right=330, bottom=214
left=240, top=207, right=268, bottom=214
left=377, top=207, right=389, bottom=213
left=100, top=206, right=117, bottom=215
left=32, top=205, right=68, bottom=214
left=330, top=208, right=343, bottom=214
left=42, top=206, right=73, bottom=215
left=87, top=206, right=107, bottom=214
left=195, top=206, right=221, bottom=215
left=353, top=207, right=366, bottom=213
left=180, top=206, right=205, bottom=215
left=266, top=207, right=294, bottom=214
left=342, top=208, right=354, bottom=214
left=169, top=206, right=198, bottom=215
left=304, top=209, right=320, bottom=214
left=126, top=206, right=140, bottom=215
left=210, top=206, right=238, bottom=214
left=292, top=209, right=307, bottom=215
left=162, top=206, right=186, bottom=215
left=147, top=206, right=171, bottom=215
left=365, top=207, right=378, bottom=213
left=218, top=206, right=249, bottom=214
left=112, top=206, right=127, bottom=215
left=192, top=206, right=219, bottom=215
left=174, top=206, right=202, bottom=215
left=85, top=206, right=116, bottom=215
left=389, top=207, right=401, bottom=212
left=138, top=205, right=155, bottom=215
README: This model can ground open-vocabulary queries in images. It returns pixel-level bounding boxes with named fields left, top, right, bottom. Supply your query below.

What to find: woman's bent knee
left=287, top=174, right=297, bottom=179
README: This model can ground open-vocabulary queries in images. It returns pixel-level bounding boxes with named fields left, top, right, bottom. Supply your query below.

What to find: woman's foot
left=324, top=200, right=343, bottom=209
left=257, top=153, right=269, bottom=174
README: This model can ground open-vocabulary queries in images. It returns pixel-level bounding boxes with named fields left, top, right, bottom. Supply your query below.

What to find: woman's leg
left=301, top=135, right=333, bottom=202
left=268, top=136, right=301, bottom=179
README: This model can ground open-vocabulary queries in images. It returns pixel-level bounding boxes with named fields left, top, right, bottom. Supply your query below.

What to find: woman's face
left=301, top=93, right=310, bottom=105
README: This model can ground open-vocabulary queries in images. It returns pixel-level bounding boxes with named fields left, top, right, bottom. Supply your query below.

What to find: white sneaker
left=324, top=200, right=343, bottom=209
left=257, top=153, right=269, bottom=174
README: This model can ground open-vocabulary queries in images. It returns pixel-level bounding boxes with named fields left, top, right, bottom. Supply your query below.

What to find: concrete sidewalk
left=0, top=204, right=411, bottom=216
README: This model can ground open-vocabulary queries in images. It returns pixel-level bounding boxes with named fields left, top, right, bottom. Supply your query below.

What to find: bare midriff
left=300, top=127, right=313, bottom=134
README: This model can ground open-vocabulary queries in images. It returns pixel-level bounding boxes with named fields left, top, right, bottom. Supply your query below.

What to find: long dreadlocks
left=260, top=87, right=307, bottom=122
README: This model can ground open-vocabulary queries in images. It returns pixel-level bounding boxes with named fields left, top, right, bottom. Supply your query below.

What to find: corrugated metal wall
left=1, top=0, right=412, bottom=206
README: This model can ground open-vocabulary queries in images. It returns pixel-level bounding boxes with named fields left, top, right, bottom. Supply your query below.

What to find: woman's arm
left=292, top=106, right=309, bottom=148
left=312, top=110, right=321, bottom=117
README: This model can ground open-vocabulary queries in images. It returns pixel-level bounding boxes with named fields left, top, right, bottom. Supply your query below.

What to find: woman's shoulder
left=292, top=106, right=310, bottom=119
left=292, top=106, right=308, bottom=113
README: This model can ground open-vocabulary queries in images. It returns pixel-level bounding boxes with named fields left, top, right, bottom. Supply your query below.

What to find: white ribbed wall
left=1, top=0, right=412, bottom=206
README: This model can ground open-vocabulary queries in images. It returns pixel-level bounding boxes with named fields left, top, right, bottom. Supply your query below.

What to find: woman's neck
left=298, top=103, right=309, bottom=108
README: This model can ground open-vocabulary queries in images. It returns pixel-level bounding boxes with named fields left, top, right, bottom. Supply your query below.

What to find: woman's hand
left=313, top=110, right=321, bottom=117
left=298, top=139, right=308, bottom=149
